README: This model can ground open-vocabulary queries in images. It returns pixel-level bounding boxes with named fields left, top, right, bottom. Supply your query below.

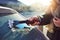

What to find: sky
left=18, top=0, right=52, bottom=6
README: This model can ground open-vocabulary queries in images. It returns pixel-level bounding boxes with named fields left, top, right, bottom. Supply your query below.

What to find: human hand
left=28, top=17, right=40, bottom=26
left=53, top=17, right=60, bottom=27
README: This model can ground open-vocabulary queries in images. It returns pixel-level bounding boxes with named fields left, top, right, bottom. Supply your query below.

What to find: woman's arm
left=28, top=13, right=53, bottom=26
left=40, top=13, right=53, bottom=25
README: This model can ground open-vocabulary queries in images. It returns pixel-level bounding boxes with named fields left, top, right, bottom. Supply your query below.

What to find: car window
left=0, top=13, right=25, bottom=27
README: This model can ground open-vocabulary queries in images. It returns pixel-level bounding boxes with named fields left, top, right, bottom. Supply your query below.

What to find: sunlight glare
left=18, top=0, right=52, bottom=6
left=38, top=0, right=52, bottom=6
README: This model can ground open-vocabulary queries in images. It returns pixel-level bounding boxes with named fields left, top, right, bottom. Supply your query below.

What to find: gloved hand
left=28, top=17, right=40, bottom=26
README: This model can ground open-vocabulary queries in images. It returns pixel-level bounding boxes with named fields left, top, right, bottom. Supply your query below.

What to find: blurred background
left=0, top=0, right=52, bottom=18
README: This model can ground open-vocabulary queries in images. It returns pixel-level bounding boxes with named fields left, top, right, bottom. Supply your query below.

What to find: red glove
left=28, top=17, right=40, bottom=26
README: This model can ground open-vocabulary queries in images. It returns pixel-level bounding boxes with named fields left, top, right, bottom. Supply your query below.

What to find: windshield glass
left=0, top=13, right=25, bottom=27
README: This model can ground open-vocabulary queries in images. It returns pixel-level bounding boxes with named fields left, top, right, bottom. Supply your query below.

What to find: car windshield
left=0, top=13, right=25, bottom=27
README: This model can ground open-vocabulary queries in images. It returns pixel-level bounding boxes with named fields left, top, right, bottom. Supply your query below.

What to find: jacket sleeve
left=38, top=13, right=53, bottom=25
